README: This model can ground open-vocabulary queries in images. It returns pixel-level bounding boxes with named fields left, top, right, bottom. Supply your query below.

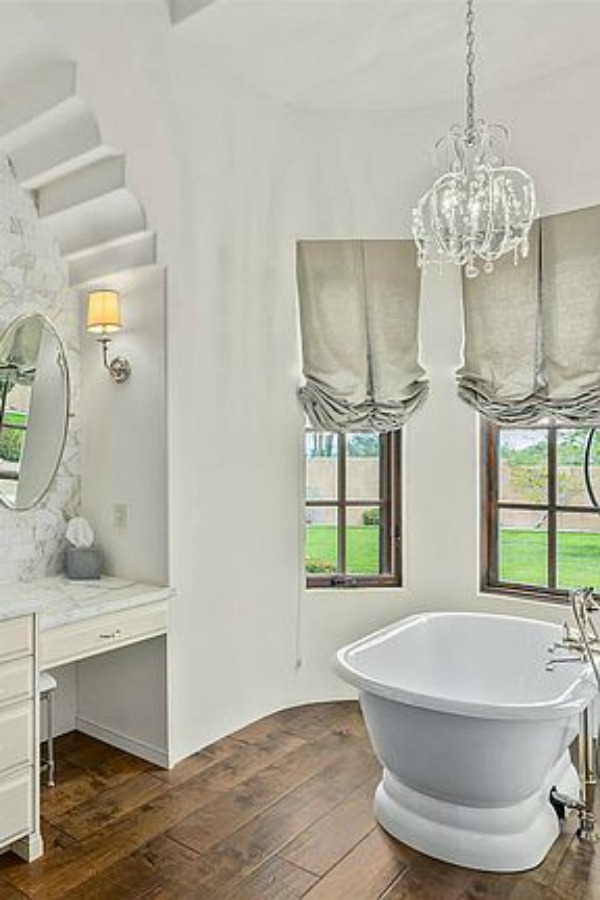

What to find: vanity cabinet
left=0, top=614, right=41, bottom=862
left=41, top=600, right=168, bottom=669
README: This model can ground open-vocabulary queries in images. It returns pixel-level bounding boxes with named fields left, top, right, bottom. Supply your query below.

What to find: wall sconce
left=86, top=290, right=132, bottom=383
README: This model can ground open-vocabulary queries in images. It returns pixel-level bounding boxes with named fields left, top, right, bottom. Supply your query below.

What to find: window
left=0, top=378, right=28, bottom=489
left=482, top=422, right=600, bottom=600
left=305, top=430, right=401, bottom=588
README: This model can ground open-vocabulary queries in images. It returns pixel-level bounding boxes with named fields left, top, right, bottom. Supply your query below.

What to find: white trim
left=33, top=614, right=40, bottom=850
left=75, top=716, right=170, bottom=769
left=11, top=831, right=43, bottom=862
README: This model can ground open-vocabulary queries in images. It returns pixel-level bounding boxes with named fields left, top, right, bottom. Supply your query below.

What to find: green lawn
left=306, top=525, right=379, bottom=574
left=306, top=525, right=600, bottom=586
left=500, top=528, right=600, bottom=588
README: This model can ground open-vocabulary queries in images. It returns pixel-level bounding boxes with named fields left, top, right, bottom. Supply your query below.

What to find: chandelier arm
left=484, top=170, right=500, bottom=261
left=481, top=165, right=496, bottom=261
left=500, top=177, right=513, bottom=258
left=429, top=188, right=450, bottom=258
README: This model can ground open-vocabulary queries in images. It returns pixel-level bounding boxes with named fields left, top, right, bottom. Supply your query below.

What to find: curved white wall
left=26, top=1, right=600, bottom=760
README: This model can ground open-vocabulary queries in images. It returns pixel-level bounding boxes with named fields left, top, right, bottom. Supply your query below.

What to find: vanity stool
left=39, top=672, right=56, bottom=787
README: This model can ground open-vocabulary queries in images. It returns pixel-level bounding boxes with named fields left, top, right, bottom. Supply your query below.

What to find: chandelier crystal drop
left=412, top=0, right=537, bottom=278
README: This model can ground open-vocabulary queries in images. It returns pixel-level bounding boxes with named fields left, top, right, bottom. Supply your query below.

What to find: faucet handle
left=569, top=586, right=598, bottom=612
left=583, top=588, right=599, bottom=612
left=561, top=620, right=579, bottom=644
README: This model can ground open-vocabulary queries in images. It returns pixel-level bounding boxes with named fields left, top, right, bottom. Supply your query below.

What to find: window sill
left=305, top=584, right=406, bottom=598
left=307, top=576, right=401, bottom=590
left=480, top=582, right=580, bottom=606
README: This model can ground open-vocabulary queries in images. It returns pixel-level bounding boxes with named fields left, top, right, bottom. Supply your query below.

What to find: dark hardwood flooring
left=0, top=701, right=598, bottom=899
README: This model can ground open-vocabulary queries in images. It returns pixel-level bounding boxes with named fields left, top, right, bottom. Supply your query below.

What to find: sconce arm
left=97, top=336, right=131, bottom=384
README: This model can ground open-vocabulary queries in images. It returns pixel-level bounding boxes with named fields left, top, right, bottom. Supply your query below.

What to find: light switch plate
left=113, top=503, right=128, bottom=530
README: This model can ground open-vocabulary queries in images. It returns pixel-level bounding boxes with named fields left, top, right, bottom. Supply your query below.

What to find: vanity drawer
left=0, top=618, right=33, bottom=663
left=0, top=658, right=33, bottom=708
left=0, top=702, right=32, bottom=775
left=0, top=769, right=32, bottom=846
left=41, top=601, right=168, bottom=668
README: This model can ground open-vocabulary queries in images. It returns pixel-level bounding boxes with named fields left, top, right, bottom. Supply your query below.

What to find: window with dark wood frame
left=482, top=420, right=600, bottom=602
left=305, top=430, right=402, bottom=588
left=0, top=378, right=27, bottom=480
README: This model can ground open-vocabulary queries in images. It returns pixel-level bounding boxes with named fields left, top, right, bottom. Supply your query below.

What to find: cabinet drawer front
left=0, top=769, right=32, bottom=846
left=0, top=658, right=33, bottom=708
left=0, top=703, right=32, bottom=775
left=0, top=618, right=33, bottom=663
left=41, top=601, right=168, bottom=668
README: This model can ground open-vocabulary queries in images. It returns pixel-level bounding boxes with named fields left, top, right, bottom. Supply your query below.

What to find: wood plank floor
left=0, top=701, right=598, bottom=899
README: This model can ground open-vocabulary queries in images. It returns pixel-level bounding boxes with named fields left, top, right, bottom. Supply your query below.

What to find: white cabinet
left=0, top=658, right=33, bottom=707
left=0, top=703, right=33, bottom=772
left=0, top=617, right=33, bottom=663
left=41, top=600, right=168, bottom=668
left=0, top=614, right=41, bottom=862
left=0, top=771, right=33, bottom=842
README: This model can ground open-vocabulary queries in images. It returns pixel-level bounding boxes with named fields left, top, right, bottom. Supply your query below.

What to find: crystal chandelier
left=412, top=0, right=537, bottom=278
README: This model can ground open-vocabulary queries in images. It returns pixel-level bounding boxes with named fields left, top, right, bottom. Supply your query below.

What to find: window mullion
left=487, top=423, right=499, bottom=587
left=548, top=427, right=557, bottom=589
left=379, top=435, right=388, bottom=575
left=338, top=434, right=346, bottom=575
left=392, top=432, right=402, bottom=581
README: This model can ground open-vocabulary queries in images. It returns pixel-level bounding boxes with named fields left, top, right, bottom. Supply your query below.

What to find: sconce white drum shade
left=86, top=290, right=122, bottom=334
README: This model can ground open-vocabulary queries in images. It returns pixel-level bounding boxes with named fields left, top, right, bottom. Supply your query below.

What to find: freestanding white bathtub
left=335, top=612, right=597, bottom=872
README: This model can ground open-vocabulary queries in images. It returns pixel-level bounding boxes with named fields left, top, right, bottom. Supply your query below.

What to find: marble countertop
left=0, top=575, right=173, bottom=630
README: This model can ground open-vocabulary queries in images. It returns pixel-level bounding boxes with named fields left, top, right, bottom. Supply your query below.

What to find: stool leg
left=46, top=691, right=55, bottom=787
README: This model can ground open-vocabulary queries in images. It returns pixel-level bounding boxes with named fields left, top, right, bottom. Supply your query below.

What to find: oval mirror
left=0, top=314, right=69, bottom=510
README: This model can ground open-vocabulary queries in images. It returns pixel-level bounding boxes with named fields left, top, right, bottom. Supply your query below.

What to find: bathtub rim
left=335, top=611, right=597, bottom=721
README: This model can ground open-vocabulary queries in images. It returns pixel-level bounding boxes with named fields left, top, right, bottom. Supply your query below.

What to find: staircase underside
left=0, top=59, right=157, bottom=288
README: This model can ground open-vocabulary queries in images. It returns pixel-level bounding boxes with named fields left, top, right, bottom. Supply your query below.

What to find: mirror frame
left=0, top=313, right=71, bottom=511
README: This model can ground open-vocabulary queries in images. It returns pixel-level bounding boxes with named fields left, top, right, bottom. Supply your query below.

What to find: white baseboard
left=75, top=716, right=170, bottom=768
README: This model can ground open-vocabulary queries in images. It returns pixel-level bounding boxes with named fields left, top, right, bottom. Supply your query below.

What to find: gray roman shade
left=458, top=205, right=600, bottom=425
left=297, top=240, right=428, bottom=432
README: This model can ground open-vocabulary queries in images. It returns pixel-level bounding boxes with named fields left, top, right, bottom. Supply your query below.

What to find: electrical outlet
left=113, top=503, right=129, bottom=530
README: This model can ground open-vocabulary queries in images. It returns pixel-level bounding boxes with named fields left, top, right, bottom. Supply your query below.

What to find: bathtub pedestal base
left=374, top=754, right=579, bottom=873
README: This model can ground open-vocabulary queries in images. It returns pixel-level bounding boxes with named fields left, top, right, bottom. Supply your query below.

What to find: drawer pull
left=99, top=629, right=122, bottom=640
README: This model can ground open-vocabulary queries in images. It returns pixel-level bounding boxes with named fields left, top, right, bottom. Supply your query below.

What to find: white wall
left=76, top=264, right=168, bottom=759
left=76, top=637, right=168, bottom=765
left=28, top=3, right=600, bottom=763
left=79, top=266, right=168, bottom=584
left=165, top=56, right=304, bottom=758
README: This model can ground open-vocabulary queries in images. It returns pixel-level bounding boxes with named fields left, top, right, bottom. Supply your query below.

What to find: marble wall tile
left=0, top=155, right=80, bottom=581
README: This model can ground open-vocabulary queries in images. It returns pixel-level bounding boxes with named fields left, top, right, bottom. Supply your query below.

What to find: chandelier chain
left=465, top=0, right=476, bottom=142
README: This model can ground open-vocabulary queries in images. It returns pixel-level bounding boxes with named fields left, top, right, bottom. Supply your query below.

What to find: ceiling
left=0, top=4, right=64, bottom=85
left=179, top=1, right=600, bottom=112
